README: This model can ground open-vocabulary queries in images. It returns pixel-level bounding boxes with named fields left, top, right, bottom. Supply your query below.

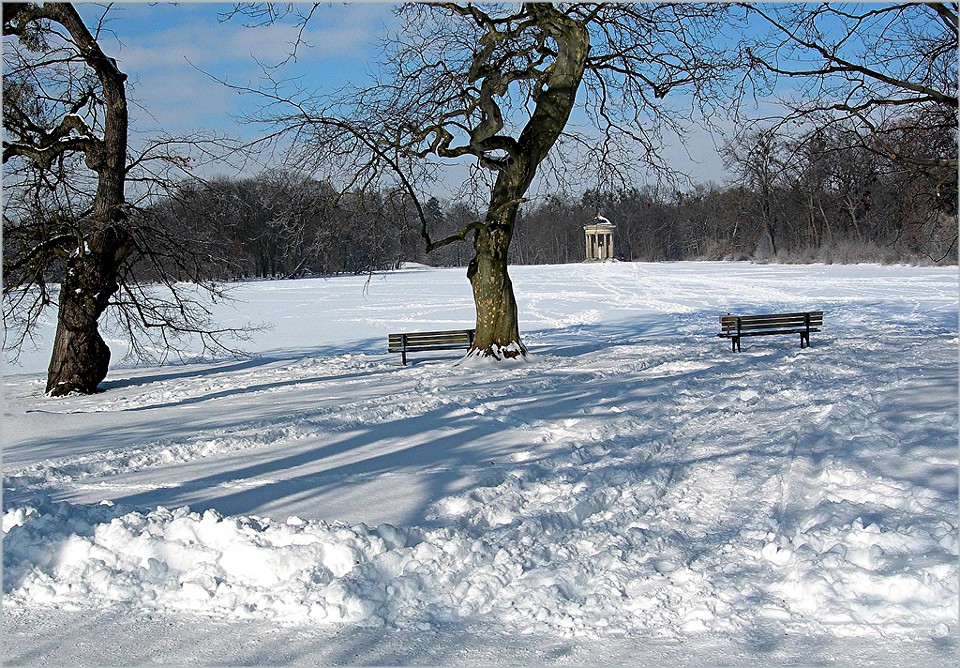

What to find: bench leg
left=401, top=350, right=407, bottom=365
left=732, top=336, right=741, bottom=353
left=800, top=332, right=809, bottom=349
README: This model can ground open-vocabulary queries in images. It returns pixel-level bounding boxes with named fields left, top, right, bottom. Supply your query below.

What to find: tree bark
left=467, top=194, right=524, bottom=358
left=47, top=224, right=133, bottom=395
left=37, top=3, right=132, bottom=396
left=464, top=5, right=589, bottom=360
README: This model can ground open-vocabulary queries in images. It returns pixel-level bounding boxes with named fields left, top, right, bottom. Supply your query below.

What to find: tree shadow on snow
left=98, top=337, right=387, bottom=393
left=5, top=299, right=957, bottom=663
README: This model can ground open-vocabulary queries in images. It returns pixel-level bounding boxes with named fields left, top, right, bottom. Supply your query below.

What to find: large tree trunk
left=42, top=3, right=131, bottom=396
left=47, top=295, right=112, bottom=396
left=467, top=203, right=525, bottom=359
left=463, top=5, right=590, bottom=361
left=46, top=225, right=132, bottom=395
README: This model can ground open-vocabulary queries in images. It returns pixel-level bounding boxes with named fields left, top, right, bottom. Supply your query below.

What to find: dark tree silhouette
left=3, top=3, right=250, bottom=394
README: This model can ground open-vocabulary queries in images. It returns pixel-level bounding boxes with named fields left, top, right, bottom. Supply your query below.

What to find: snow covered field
left=3, top=261, right=958, bottom=665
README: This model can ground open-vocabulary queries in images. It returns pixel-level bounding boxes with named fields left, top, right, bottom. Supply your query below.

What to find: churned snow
left=3, top=261, right=957, bottom=665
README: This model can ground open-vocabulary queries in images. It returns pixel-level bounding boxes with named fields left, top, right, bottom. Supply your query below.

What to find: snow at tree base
left=3, top=262, right=957, bottom=665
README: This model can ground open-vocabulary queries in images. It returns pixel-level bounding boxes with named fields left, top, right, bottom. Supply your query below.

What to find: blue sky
left=75, top=2, right=734, bottom=188
left=79, top=3, right=394, bottom=137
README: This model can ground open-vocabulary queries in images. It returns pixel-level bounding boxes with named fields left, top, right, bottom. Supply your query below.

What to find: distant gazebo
left=584, top=212, right=616, bottom=261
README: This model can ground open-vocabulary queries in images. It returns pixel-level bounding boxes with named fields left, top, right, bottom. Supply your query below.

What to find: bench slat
left=724, top=317, right=823, bottom=327
left=720, top=311, right=823, bottom=320
left=730, top=315, right=823, bottom=325
left=390, top=329, right=476, bottom=337
left=718, top=328, right=821, bottom=338
left=388, top=336, right=472, bottom=346
left=720, top=314, right=822, bottom=325
left=388, top=344, right=473, bottom=353
left=720, top=313, right=822, bottom=325
left=720, top=311, right=823, bottom=319
left=390, top=334, right=470, bottom=344
left=388, top=333, right=472, bottom=340
left=388, top=337, right=471, bottom=344
left=731, top=321, right=821, bottom=333
left=390, top=329, right=473, bottom=340
left=388, top=336, right=474, bottom=346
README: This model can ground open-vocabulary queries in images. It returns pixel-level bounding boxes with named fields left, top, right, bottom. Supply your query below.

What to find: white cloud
left=86, top=3, right=392, bottom=138
left=126, top=69, right=239, bottom=134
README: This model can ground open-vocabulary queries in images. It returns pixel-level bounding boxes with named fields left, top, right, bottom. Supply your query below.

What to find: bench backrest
left=388, top=329, right=475, bottom=350
left=719, top=311, right=823, bottom=336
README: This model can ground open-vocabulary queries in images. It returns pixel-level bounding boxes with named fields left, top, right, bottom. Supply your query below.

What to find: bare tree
left=236, top=3, right=737, bottom=360
left=730, top=3, right=958, bottom=261
left=742, top=3, right=958, bottom=174
left=721, top=127, right=797, bottom=258
left=3, top=3, right=250, bottom=395
left=3, top=2, right=135, bottom=395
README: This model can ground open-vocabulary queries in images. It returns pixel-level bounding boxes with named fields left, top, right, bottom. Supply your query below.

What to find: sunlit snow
left=3, top=261, right=957, bottom=665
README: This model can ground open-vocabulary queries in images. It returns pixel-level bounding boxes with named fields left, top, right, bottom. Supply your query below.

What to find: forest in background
left=136, top=120, right=957, bottom=283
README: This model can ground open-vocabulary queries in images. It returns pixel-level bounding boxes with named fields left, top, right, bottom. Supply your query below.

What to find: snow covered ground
left=3, top=261, right=958, bottom=665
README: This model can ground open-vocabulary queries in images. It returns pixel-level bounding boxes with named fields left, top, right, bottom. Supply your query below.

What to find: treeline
left=139, top=172, right=429, bottom=281
left=142, top=127, right=956, bottom=281
left=515, top=124, right=957, bottom=266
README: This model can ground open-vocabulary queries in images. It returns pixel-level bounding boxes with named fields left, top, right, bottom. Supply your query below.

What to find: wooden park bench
left=388, top=328, right=476, bottom=365
left=718, top=311, right=823, bottom=352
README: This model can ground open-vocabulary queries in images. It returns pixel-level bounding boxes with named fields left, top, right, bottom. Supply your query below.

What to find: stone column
left=583, top=222, right=616, bottom=261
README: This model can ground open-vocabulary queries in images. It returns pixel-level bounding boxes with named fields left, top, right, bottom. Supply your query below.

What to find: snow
left=3, top=261, right=958, bottom=665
